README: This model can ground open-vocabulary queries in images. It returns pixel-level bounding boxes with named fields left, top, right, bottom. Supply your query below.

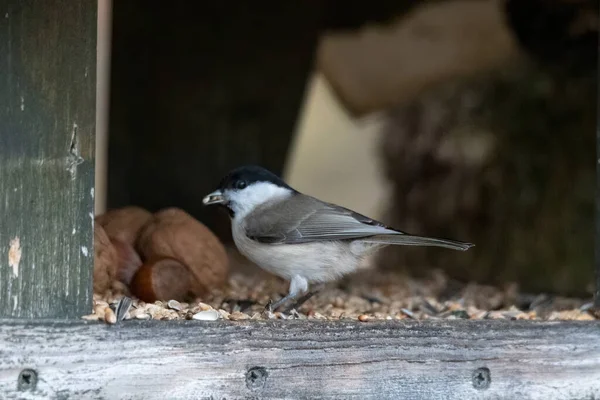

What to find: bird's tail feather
left=361, top=234, right=474, bottom=251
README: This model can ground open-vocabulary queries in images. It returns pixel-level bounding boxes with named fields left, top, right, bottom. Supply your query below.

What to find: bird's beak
left=202, top=190, right=225, bottom=206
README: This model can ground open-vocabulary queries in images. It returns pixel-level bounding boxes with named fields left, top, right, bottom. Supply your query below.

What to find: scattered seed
left=485, top=311, right=507, bottom=320
left=105, top=307, right=117, bottom=324
left=450, top=310, right=470, bottom=319
left=549, top=310, right=595, bottom=321
left=192, top=310, right=220, bottom=321
left=274, top=312, right=286, bottom=319
left=577, top=313, right=595, bottom=321
left=229, top=311, right=250, bottom=321
left=167, top=300, right=182, bottom=311
left=589, top=307, right=600, bottom=319
left=224, top=298, right=256, bottom=313
left=358, top=314, right=370, bottom=322
left=264, top=310, right=277, bottom=319
left=312, top=312, right=326, bottom=320
left=94, top=304, right=106, bottom=319
left=86, top=270, right=596, bottom=322
left=116, top=297, right=133, bottom=322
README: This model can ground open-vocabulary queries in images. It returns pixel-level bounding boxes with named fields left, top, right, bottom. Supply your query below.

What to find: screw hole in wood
left=472, top=367, right=491, bottom=390
left=245, top=366, right=268, bottom=391
left=18, top=368, right=38, bottom=392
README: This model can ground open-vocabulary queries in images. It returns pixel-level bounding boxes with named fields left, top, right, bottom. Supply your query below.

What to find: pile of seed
left=84, top=267, right=598, bottom=324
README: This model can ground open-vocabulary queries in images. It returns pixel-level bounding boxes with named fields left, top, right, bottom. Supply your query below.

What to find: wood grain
left=0, top=0, right=96, bottom=318
left=0, top=320, right=599, bottom=399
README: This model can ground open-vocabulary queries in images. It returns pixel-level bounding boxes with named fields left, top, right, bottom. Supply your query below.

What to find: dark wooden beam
left=107, top=2, right=323, bottom=240
left=0, top=320, right=599, bottom=398
left=0, top=0, right=96, bottom=318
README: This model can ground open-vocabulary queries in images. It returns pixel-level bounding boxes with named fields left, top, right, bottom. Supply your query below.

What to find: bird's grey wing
left=244, top=195, right=399, bottom=244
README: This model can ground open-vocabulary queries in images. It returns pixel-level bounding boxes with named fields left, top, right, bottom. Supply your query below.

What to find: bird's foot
left=265, top=283, right=325, bottom=314
left=268, top=296, right=290, bottom=313
left=263, top=295, right=291, bottom=315
left=279, top=290, right=319, bottom=314
left=263, top=299, right=273, bottom=313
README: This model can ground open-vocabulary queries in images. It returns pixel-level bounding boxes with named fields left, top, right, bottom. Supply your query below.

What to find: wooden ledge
left=1, top=319, right=599, bottom=399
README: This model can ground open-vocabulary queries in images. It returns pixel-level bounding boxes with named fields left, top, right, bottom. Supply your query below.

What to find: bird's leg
left=279, top=283, right=325, bottom=314
left=266, top=275, right=308, bottom=312
left=267, top=295, right=293, bottom=313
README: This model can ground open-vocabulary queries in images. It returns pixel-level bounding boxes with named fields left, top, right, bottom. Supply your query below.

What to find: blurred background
left=96, top=0, right=598, bottom=297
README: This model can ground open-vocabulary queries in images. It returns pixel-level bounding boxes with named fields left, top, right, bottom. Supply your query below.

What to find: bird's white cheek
left=226, top=190, right=257, bottom=219
left=227, top=183, right=292, bottom=219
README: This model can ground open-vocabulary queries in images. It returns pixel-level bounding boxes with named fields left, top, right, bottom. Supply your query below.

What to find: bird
left=203, top=165, right=474, bottom=312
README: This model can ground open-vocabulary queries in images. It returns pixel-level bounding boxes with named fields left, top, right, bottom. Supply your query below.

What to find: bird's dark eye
left=235, top=180, right=247, bottom=190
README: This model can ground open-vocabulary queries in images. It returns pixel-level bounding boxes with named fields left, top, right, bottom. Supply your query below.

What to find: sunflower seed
left=167, top=300, right=182, bottom=311
left=192, top=310, right=220, bottom=321
left=116, top=296, right=133, bottom=322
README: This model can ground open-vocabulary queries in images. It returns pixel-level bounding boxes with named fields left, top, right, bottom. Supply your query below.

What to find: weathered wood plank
left=0, top=1, right=97, bottom=318
left=0, top=320, right=599, bottom=399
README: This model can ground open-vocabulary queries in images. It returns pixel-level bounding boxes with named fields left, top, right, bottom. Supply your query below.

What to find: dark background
left=106, top=0, right=598, bottom=296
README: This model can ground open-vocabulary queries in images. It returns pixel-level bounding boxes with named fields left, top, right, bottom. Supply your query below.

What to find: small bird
left=203, top=165, right=474, bottom=312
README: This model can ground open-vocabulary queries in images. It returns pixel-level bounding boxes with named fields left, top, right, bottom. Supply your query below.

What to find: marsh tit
left=203, top=165, right=474, bottom=312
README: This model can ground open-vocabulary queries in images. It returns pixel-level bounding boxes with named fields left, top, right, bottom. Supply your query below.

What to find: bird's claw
left=264, top=299, right=274, bottom=313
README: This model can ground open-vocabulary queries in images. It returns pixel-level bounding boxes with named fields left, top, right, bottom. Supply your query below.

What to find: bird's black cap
left=218, top=165, right=294, bottom=191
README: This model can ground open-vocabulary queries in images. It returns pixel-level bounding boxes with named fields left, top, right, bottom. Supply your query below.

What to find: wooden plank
left=0, top=1, right=97, bottom=318
left=0, top=320, right=599, bottom=399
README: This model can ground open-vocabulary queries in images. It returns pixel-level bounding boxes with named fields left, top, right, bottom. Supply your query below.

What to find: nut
left=93, top=225, right=118, bottom=295
left=96, top=206, right=153, bottom=245
left=135, top=208, right=229, bottom=300
left=129, top=258, right=198, bottom=303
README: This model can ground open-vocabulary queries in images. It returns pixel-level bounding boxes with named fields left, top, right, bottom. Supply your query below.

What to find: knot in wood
left=472, top=367, right=491, bottom=390
left=245, top=366, right=268, bottom=391
left=18, top=368, right=38, bottom=391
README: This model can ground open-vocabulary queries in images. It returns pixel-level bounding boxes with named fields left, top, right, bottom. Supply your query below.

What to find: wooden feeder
left=0, top=1, right=599, bottom=398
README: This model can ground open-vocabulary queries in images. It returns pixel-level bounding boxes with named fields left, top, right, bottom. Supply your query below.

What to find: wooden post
left=0, top=1, right=97, bottom=318
left=596, top=40, right=600, bottom=307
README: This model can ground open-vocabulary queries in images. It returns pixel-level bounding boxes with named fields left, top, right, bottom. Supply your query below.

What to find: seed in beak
left=202, top=192, right=225, bottom=205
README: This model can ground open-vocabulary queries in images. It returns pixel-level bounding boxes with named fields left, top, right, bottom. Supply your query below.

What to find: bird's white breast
left=231, top=219, right=363, bottom=283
